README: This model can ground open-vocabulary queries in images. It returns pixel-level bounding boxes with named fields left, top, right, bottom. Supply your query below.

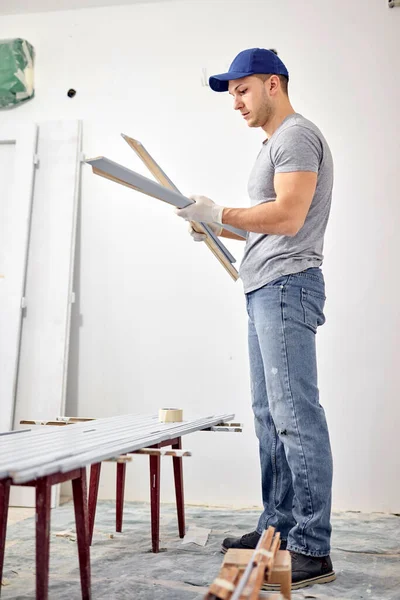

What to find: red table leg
left=72, top=468, right=91, bottom=600
left=116, top=462, right=126, bottom=533
left=0, top=478, right=11, bottom=596
left=88, top=463, right=101, bottom=545
left=149, top=453, right=161, bottom=553
left=172, top=438, right=185, bottom=538
left=35, top=477, right=51, bottom=600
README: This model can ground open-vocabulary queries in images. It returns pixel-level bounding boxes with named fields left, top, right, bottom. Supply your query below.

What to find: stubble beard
left=250, top=95, right=274, bottom=129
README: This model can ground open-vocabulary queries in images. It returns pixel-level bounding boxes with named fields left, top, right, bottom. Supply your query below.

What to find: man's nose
left=233, top=96, right=244, bottom=111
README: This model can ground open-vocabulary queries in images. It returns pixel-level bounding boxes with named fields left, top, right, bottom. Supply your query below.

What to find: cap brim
left=209, top=71, right=253, bottom=92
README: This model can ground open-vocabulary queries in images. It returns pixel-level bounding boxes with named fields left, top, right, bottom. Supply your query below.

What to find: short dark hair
left=255, top=72, right=289, bottom=95
left=259, top=49, right=289, bottom=94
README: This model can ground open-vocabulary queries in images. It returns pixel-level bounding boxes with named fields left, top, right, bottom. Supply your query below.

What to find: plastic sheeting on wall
left=0, top=38, right=35, bottom=109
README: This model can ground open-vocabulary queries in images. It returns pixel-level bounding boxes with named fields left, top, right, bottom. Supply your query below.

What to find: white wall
left=1, top=0, right=399, bottom=514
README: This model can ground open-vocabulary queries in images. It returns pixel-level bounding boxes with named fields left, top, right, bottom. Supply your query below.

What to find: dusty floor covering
left=2, top=501, right=400, bottom=599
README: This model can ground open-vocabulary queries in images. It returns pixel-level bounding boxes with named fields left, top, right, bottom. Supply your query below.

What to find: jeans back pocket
left=301, top=288, right=326, bottom=333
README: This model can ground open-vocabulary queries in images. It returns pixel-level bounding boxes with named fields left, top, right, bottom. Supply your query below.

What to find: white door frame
left=10, top=120, right=82, bottom=508
left=0, top=124, right=38, bottom=433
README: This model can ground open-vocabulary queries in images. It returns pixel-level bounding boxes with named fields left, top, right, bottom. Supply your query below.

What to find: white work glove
left=175, top=194, right=225, bottom=226
left=188, top=222, right=223, bottom=242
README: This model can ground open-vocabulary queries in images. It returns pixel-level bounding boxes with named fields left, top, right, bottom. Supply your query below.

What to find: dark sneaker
left=264, top=551, right=336, bottom=591
left=221, top=530, right=287, bottom=554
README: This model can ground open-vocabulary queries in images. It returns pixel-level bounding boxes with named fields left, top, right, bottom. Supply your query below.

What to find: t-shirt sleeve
left=270, top=125, right=322, bottom=174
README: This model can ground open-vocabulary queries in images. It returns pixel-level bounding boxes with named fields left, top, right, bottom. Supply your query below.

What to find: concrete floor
left=2, top=501, right=400, bottom=599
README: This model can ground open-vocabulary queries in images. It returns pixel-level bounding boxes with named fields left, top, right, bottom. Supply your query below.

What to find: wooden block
left=20, top=417, right=96, bottom=426
left=223, top=549, right=291, bottom=599
left=207, top=528, right=289, bottom=600
left=20, top=420, right=67, bottom=426
left=268, top=550, right=291, bottom=579
left=223, top=549, right=289, bottom=573
left=223, top=548, right=254, bottom=566
left=132, top=448, right=192, bottom=457
left=96, top=448, right=192, bottom=462
left=265, top=551, right=291, bottom=600
left=205, top=564, right=240, bottom=600
left=105, top=455, right=133, bottom=463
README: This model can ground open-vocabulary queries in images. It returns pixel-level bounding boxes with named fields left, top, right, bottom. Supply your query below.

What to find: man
left=176, top=48, right=335, bottom=590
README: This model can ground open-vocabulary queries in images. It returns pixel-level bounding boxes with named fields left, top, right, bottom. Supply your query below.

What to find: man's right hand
left=188, top=222, right=223, bottom=242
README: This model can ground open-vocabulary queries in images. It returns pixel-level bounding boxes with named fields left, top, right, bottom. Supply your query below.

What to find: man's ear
left=267, top=75, right=280, bottom=96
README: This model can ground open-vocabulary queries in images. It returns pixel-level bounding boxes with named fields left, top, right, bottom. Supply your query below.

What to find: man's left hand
left=175, top=195, right=225, bottom=225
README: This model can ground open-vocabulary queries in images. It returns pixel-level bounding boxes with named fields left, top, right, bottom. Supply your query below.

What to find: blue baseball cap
left=209, top=48, right=289, bottom=93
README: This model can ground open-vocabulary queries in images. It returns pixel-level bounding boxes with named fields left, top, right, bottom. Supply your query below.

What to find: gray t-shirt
left=239, top=113, right=333, bottom=294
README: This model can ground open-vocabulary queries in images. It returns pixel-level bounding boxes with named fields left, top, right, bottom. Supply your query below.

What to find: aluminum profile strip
left=0, top=414, right=215, bottom=475
left=11, top=414, right=235, bottom=482
left=86, top=157, right=247, bottom=241
left=0, top=413, right=234, bottom=483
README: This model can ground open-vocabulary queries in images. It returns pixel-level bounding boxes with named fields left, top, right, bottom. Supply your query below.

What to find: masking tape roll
left=158, top=408, right=183, bottom=423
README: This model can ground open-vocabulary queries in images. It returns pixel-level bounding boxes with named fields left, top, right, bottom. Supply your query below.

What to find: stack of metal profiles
left=0, top=413, right=234, bottom=483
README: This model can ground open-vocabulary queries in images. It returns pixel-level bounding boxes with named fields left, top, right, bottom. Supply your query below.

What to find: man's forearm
left=222, top=201, right=297, bottom=236
left=176, top=194, right=300, bottom=239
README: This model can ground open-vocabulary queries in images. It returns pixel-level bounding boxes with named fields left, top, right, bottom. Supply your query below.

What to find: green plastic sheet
left=0, top=38, right=35, bottom=109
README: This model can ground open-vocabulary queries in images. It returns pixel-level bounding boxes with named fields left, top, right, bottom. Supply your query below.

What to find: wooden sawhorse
left=88, top=437, right=185, bottom=553
left=0, top=468, right=90, bottom=600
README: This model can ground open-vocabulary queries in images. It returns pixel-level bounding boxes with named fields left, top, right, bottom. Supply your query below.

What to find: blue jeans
left=246, top=267, right=333, bottom=557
